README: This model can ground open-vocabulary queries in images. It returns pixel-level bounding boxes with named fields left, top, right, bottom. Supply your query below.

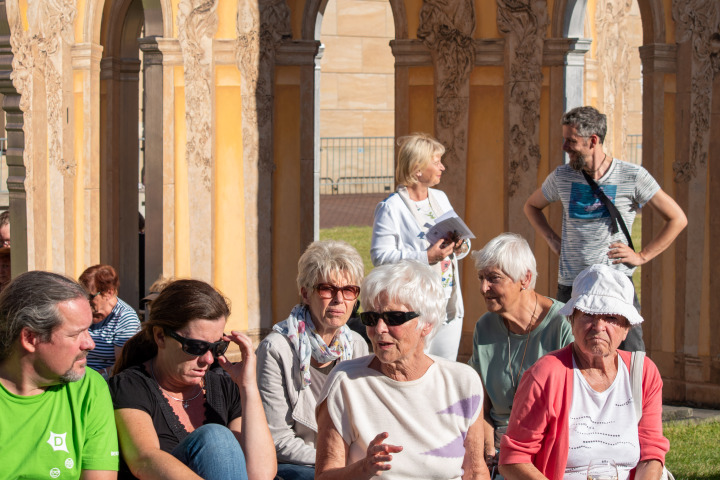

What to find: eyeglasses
left=359, top=311, right=420, bottom=327
left=164, top=329, right=230, bottom=358
left=314, top=283, right=360, bottom=301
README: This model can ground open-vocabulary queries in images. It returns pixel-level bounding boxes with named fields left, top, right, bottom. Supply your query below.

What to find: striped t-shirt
left=87, top=297, right=140, bottom=372
left=542, top=159, right=660, bottom=286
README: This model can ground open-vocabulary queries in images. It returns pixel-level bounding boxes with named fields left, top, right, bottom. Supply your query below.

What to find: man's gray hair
left=360, top=260, right=445, bottom=342
left=0, top=271, right=89, bottom=361
left=472, top=233, right=538, bottom=289
left=561, top=106, right=607, bottom=144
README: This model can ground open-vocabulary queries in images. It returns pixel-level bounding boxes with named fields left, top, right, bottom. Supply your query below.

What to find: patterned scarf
left=273, top=304, right=355, bottom=389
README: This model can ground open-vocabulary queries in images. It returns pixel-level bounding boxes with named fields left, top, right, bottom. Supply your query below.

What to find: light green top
left=0, top=368, right=119, bottom=479
left=468, top=298, right=574, bottom=447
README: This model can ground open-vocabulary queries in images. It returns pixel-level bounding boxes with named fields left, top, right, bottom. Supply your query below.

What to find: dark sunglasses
left=359, top=311, right=420, bottom=327
left=164, top=329, right=230, bottom=358
left=315, top=283, right=361, bottom=301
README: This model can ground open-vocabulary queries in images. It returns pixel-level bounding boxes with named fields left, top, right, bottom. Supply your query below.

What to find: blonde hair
left=296, top=240, right=364, bottom=298
left=395, top=133, right=445, bottom=187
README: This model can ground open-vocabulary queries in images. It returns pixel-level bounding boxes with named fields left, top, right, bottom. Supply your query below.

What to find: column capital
left=639, top=43, right=676, bottom=74
left=138, top=36, right=164, bottom=66
left=275, top=40, right=320, bottom=66
left=71, top=43, right=104, bottom=70
left=543, top=37, right=591, bottom=66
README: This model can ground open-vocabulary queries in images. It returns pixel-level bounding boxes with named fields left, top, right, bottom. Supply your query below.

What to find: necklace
left=149, top=360, right=204, bottom=409
left=585, top=153, right=608, bottom=175
left=506, top=292, right=539, bottom=391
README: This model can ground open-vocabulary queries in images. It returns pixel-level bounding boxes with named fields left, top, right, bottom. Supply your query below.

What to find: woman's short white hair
left=471, top=233, right=537, bottom=289
left=296, top=240, right=364, bottom=297
left=360, top=260, right=445, bottom=341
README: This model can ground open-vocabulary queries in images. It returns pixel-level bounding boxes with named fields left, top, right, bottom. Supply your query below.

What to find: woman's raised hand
left=361, top=432, right=403, bottom=476
left=218, top=331, right=258, bottom=390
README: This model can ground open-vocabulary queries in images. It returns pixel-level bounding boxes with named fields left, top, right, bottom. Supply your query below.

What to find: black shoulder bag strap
left=581, top=169, right=635, bottom=251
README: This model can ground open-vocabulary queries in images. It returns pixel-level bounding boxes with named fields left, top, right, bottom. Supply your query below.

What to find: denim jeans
left=276, top=463, right=315, bottom=480
left=171, top=424, right=248, bottom=480
left=557, top=276, right=645, bottom=352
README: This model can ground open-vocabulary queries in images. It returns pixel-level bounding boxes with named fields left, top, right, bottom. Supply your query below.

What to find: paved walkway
left=320, top=193, right=387, bottom=229
left=662, top=404, right=720, bottom=423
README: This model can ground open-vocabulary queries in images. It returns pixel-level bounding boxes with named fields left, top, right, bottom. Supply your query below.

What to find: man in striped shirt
left=524, top=106, right=687, bottom=351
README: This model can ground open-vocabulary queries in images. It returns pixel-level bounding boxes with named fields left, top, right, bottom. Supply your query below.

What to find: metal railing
left=320, top=137, right=394, bottom=195
left=627, top=134, right=642, bottom=165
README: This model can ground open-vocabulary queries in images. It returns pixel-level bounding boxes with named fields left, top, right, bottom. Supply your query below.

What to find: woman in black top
left=109, top=280, right=276, bottom=480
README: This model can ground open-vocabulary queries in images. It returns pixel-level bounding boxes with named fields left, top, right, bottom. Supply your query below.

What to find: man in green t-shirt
left=0, top=271, right=119, bottom=479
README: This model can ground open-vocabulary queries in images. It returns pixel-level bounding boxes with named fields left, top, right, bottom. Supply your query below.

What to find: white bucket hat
left=558, top=264, right=643, bottom=325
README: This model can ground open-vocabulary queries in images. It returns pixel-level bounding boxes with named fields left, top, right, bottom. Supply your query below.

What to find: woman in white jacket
left=371, top=133, right=470, bottom=361
left=256, top=240, right=369, bottom=480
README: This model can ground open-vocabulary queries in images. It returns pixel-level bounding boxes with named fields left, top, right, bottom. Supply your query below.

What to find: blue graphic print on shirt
left=568, top=182, right=618, bottom=220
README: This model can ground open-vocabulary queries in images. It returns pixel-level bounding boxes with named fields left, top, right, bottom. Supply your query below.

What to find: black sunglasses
left=164, top=329, right=230, bottom=358
left=359, top=311, right=420, bottom=327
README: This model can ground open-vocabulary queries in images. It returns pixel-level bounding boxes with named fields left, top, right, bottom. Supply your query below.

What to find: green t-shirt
left=468, top=298, right=574, bottom=447
left=0, top=368, right=119, bottom=479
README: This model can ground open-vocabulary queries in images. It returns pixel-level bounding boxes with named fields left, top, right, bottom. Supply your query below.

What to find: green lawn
left=320, top=225, right=374, bottom=276
left=665, top=420, right=720, bottom=479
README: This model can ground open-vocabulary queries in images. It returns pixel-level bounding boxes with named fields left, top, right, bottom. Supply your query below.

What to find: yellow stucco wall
left=272, top=66, right=304, bottom=322
left=214, top=65, right=249, bottom=331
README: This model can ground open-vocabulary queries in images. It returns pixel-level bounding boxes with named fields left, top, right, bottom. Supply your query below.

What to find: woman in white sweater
left=370, top=133, right=470, bottom=360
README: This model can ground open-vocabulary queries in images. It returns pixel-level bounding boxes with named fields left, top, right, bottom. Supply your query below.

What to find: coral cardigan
left=499, top=344, right=669, bottom=479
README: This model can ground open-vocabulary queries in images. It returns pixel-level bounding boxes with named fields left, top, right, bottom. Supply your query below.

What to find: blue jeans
left=276, top=463, right=315, bottom=480
left=171, top=424, right=248, bottom=480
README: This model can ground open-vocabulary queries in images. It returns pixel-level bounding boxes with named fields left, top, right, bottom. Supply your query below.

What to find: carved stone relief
left=672, top=0, right=720, bottom=182
left=497, top=0, right=547, bottom=197
left=178, top=0, right=218, bottom=191
left=236, top=0, right=291, bottom=326
left=595, top=0, right=633, bottom=159
left=177, top=0, right=218, bottom=281
left=417, top=0, right=475, bottom=213
left=8, top=0, right=76, bottom=269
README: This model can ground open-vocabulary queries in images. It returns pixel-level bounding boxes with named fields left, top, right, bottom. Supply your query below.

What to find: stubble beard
left=59, top=352, right=89, bottom=383
left=569, top=152, right=588, bottom=171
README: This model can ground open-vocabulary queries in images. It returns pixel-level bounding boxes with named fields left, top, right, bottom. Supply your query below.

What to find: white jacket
left=370, top=188, right=468, bottom=322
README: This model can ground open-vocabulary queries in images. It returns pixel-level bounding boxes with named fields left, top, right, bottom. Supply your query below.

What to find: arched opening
left=317, top=0, right=396, bottom=260
left=300, top=0, right=403, bottom=275
left=99, top=0, right=146, bottom=308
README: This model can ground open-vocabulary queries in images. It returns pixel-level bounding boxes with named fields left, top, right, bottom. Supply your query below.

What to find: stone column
left=0, top=0, right=27, bottom=275
left=417, top=0, right=476, bottom=218
left=237, top=0, right=292, bottom=327
left=638, top=43, right=675, bottom=369
left=670, top=0, right=720, bottom=404
left=497, top=0, right=547, bottom=237
left=177, top=0, right=218, bottom=283
left=71, top=42, right=103, bottom=270
left=139, top=37, right=164, bottom=295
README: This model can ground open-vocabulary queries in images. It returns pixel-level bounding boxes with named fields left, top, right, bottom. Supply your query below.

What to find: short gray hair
left=296, top=240, right=364, bottom=297
left=0, top=271, right=89, bottom=361
left=360, top=260, right=445, bottom=341
left=472, top=233, right=537, bottom=289
left=561, top=106, right=607, bottom=144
